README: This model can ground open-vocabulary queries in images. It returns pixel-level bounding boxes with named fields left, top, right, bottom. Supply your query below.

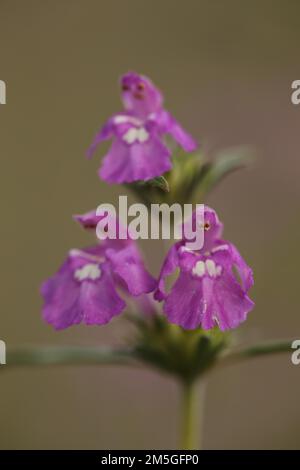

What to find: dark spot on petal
left=137, top=82, right=145, bottom=91
left=133, top=92, right=144, bottom=100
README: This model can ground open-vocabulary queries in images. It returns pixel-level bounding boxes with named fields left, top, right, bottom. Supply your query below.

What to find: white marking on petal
left=192, top=258, right=222, bottom=279
left=69, top=249, right=82, bottom=258
left=122, top=126, right=149, bottom=144
left=204, top=259, right=222, bottom=278
left=114, top=115, right=129, bottom=125
left=216, top=265, right=222, bottom=276
left=205, top=259, right=217, bottom=277
left=123, top=127, right=138, bottom=144
left=137, top=127, right=149, bottom=143
left=192, top=260, right=206, bottom=277
left=180, top=246, right=195, bottom=254
left=211, top=244, right=229, bottom=253
left=69, top=249, right=104, bottom=264
left=212, top=314, right=220, bottom=326
left=74, top=263, right=101, bottom=282
left=148, top=112, right=156, bottom=120
left=114, top=115, right=142, bottom=126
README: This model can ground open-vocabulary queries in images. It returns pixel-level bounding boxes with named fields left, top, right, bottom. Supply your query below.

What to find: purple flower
left=73, top=209, right=103, bottom=230
left=41, top=211, right=156, bottom=330
left=73, top=208, right=129, bottom=247
left=155, top=206, right=254, bottom=331
left=86, top=72, right=197, bottom=183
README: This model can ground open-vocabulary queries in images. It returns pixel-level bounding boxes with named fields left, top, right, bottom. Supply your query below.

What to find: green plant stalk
left=2, top=340, right=293, bottom=369
left=221, top=339, right=293, bottom=366
left=180, top=380, right=205, bottom=450
left=3, top=346, right=138, bottom=368
left=2, top=340, right=293, bottom=450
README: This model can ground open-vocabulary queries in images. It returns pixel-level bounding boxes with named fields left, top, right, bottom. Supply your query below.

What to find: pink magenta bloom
left=41, top=211, right=156, bottom=330
left=155, top=206, right=254, bottom=331
left=86, top=72, right=197, bottom=183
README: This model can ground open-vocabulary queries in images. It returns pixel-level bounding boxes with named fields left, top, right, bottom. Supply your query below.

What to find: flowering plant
left=7, top=73, right=293, bottom=449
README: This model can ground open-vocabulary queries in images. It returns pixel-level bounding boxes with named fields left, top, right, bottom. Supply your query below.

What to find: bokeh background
left=1, top=0, right=300, bottom=449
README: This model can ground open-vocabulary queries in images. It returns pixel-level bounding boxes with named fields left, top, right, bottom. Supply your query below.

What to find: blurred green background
left=0, top=0, right=300, bottom=449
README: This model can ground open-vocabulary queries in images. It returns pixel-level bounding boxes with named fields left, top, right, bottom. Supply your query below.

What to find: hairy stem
left=221, top=339, right=293, bottom=366
left=180, top=380, right=205, bottom=450
left=3, top=346, right=138, bottom=368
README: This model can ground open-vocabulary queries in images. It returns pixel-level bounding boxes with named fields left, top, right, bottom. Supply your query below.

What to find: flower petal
left=73, top=209, right=102, bottom=230
left=106, top=244, right=156, bottom=296
left=79, top=264, right=126, bottom=325
left=212, top=271, right=254, bottom=330
left=154, top=243, right=180, bottom=301
left=99, top=135, right=171, bottom=183
left=164, top=272, right=207, bottom=329
left=230, top=243, right=254, bottom=291
left=73, top=209, right=130, bottom=247
left=41, top=260, right=82, bottom=330
left=86, top=118, right=114, bottom=159
left=165, top=112, right=197, bottom=152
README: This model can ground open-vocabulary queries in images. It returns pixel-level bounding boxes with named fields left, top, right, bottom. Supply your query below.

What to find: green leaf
left=2, top=346, right=138, bottom=368
left=186, top=146, right=255, bottom=203
left=139, top=176, right=169, bottom=192
left=125, top=176, right=170, bottom=207
left=218, top=339, right=293, bottom=369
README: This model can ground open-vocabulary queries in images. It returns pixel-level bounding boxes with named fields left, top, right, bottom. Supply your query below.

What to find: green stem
left=4, top=346, right=138, bottom=368
left=221, top=339, right=293, bottom=366
left=180, top=380, right=205, bottom=450
left=4, top=340, right=293, bottom=369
